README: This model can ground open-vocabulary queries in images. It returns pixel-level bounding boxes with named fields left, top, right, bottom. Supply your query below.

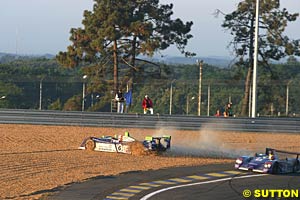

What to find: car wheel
left=85, top=139, right=95, bottom=151
left=272, top=162, right=280, bottom=174
left=293, top=160, right=300, bottom=173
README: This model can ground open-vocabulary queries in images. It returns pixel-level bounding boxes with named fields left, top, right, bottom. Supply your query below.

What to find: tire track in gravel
left=0, top=150, right=84, bottom=181
left=0, top=150, right=145, bottom=184
left=0, top=152, right=146, bottom=200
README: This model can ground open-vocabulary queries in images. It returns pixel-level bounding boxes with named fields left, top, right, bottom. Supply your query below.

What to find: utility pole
left=39, top=79, right=42, bottom=110
left=286, top=84, right=289, bottom=116
left=186, top=95, right=195, bottom=115
left=207, top=85, right=210, bottom=116
left=248, top=84, right=252, bottom=117
left=286, top=80, right=292, bottom=116
left=186, top=94, right=189, bottom=115
left=82, top=75, right=87, bottom=111
left=169, top=79, right=176, bottom=115
left=251, top=0, right=260, bottom=118
left=197, top=60, right=203, bottom=116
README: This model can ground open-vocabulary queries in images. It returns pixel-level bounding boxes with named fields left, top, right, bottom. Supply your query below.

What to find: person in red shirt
left=142, top=95, right=153, bottom=114
left=214, top=109, right=221, bottom=117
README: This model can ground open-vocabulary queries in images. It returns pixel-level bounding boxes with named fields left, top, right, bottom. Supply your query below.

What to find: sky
left=1, top=0, right=299, bottom=57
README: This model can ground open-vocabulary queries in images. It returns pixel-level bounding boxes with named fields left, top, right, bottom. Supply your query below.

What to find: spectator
left=142, top=95, right=153, bottom=114
left=115, top=89, right=125, bottom=113
left=214, top=109, right=221, bottom=117
left=224, top=102, right=233, bottom=117
left=124, top=89, right=132, bottom=113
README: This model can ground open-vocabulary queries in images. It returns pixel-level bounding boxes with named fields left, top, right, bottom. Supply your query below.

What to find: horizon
left=0, top=0, right=299, bottom=57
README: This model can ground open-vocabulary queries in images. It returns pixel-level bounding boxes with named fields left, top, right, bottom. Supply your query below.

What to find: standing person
left=142, top=95, right=153, bottom=114
left=224, top=102, right=233, bottom=117
left=124, top=89, right=132, bottom=113
left=115, top=89, right=125, bottom=113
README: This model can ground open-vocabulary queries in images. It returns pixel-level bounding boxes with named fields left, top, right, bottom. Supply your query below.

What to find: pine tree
left=56, top=0, right=194, bottom=105
left=222, top=0, right=300, bottom=116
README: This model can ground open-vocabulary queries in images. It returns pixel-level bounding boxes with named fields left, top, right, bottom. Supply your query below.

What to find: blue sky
left=1, top=0, right=299, bottom=57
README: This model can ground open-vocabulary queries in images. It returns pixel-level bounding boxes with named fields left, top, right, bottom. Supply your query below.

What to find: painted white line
left=140, top=174, right=267, bottom=200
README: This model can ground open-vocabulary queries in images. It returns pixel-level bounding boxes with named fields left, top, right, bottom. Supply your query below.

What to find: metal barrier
left=0, top=109, right=299, bottom=133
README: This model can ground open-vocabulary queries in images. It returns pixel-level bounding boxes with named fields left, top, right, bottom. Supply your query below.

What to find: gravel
left=1, top=124, right=299, bottom=199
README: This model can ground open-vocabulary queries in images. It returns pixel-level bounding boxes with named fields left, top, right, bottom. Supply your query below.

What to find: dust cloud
left=154, top=120, right=252, bottom=159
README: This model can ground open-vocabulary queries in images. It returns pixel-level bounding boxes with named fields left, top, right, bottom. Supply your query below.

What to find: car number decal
left=117, top=145, right=122, bottom=151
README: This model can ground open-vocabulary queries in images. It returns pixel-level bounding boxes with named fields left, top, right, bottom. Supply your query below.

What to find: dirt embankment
left=1, top=124, right=299, bottom=200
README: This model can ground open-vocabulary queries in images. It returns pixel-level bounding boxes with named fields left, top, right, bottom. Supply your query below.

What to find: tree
left=56, top=0, right=194, bottom=111
left=222, top=0, right=300, bottom=116
left=286, top=56, right=298, bottom=65
left=0, top=82, right=22, bottom=109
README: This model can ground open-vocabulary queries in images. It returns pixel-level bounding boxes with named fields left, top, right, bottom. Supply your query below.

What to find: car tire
left=85, top=139, right=95, bottom=151
left=293, top=160, right=300, bottom=173
left=272, top=162, right=280, bottom=174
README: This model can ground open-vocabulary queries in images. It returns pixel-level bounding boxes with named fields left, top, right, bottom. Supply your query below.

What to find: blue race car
left=235, top=148, right=300, bottom=174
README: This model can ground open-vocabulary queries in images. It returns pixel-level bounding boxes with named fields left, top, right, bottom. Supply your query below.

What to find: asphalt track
left=49, top=164, right=300, bottom=200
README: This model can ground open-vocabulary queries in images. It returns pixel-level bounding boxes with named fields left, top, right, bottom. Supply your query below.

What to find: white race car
left=79, top=132, right=171, bottom=154
left=79, top=132, right=135, bottom=154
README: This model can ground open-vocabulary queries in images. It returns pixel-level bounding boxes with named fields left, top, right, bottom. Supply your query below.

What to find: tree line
left=0, top=55, right=299, bottom=116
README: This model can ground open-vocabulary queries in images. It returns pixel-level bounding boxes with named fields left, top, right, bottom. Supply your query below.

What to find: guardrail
left=0, top=109, right=299, bottom=133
